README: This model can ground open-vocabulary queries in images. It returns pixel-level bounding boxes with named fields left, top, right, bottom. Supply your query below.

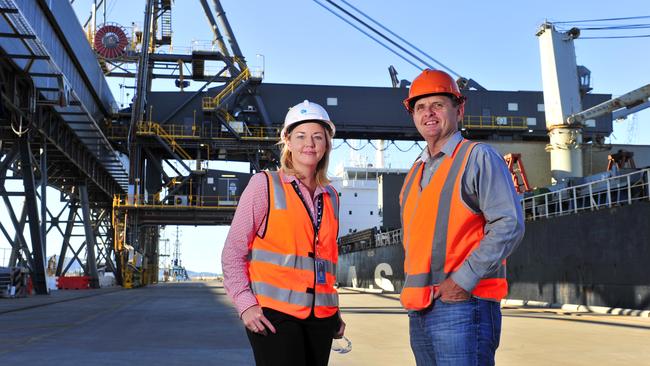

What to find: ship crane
left=537, top=22, right=650, bottom=184
left=567, top=84, right=650, bottom=124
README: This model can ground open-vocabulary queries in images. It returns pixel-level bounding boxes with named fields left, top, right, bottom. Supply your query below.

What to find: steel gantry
left=0, top=0, right=126, bottom=293
left=98, top=0, right=278, bottom=288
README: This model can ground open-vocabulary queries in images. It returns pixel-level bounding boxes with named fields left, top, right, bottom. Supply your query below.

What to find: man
left=399, top=69, right=525, bottom=366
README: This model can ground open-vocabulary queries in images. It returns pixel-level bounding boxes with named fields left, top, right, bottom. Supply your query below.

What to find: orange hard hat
left=403, top=69, right=465, bottom=113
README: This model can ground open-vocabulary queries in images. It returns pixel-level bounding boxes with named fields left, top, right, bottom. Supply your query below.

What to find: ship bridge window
left=537, top=103, right=545, bottom=112
left=508, top=103, right=519, bottom=112
left=527, top=117, right=537, bottom=126
left=327, top=97, right=338, bottom=106
left=585, top=119, right=596, bottom=127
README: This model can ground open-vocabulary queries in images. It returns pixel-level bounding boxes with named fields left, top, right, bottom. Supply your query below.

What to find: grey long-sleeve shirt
left=418, top=132, right=525, bottom=293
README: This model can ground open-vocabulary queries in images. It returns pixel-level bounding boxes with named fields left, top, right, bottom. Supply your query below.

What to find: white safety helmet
left=281, top=100, right=336, bottom=138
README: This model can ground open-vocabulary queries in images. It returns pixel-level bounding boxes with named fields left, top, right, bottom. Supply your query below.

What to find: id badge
left=316, top=258, right=327, bottom=284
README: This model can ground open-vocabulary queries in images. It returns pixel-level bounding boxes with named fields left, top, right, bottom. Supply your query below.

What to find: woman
left=222, top=100, right=345, bottom=366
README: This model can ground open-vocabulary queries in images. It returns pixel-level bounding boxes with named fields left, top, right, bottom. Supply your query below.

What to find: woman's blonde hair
left=278, top=122, right=333, bottom=186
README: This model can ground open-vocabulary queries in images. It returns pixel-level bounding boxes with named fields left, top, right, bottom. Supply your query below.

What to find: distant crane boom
left=567, top=84, right=650, bottom=124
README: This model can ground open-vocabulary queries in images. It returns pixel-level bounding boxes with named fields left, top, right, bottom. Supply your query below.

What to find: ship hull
left=337, top=202, right=650, bottom=310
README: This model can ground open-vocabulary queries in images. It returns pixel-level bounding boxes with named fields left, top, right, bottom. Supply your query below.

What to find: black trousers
left=246, top=307, right=339, bottom=366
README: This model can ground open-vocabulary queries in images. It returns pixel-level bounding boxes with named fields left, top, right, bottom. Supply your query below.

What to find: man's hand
left=433, top=277, right=471, bottom=303
left=241, top=305, right=276, bottom=336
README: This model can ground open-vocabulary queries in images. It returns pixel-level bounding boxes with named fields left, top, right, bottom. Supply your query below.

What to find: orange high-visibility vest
left=400, top=139, right=507, bottom=310
left=248, top=171, right=340, bottom=319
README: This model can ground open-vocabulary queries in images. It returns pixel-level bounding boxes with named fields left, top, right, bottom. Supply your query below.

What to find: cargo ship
left=333, top=151, right=650, bottom=310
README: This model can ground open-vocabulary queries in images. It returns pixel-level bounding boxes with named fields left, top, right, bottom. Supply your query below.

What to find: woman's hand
left=241, top=305, right=276, bottom=336
left=334, top=314, right=346, bottom=339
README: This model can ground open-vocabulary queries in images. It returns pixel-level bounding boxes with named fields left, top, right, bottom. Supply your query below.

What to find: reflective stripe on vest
left=248, top=171, right=339, bottom=318
left=323, top=185, right=339, bottom=221
left=251, top=282, right=339, bottom=308
left=429, top=140, right=473, bottom=284
left=269, top=171, right=287, bottom=210
left=400, top=140, right=508, bottom=310
left=403, top=263, right=506, bottom=288
left=252, top=281, right=313, bottom=307
left=399, top=162, right=422, bottom=230
left=251, top=248, right=337, bottom=276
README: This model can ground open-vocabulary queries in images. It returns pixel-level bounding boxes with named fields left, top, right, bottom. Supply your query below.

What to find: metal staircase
left=159, top=4, right=172, bottom=45
left=202, top=67, right=251, bottom=111
left=137, top=122, right=192, bottom=161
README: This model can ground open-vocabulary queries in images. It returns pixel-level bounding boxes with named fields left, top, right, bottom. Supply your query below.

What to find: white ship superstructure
left=330, top=163, right=408, bottom=235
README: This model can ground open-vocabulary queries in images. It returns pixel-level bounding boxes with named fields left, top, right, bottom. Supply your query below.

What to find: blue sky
left=2, top=1, right=648, bottom=274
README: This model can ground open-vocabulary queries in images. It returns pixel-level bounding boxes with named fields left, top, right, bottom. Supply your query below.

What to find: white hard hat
left=281, top=100, right=336, bottom=138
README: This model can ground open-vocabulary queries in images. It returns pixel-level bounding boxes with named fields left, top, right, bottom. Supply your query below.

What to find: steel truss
left=0, top=136, right=117, bottom=292
left=0, top=38, right=118, bottom=293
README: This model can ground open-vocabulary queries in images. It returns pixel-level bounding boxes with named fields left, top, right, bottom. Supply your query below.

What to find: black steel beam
left=34, top=110, right=122, bottom=199
left=40, top=138, right=47, bottom=254
left=4, top=54, right=49, bottom=60
left=125, top=207, right=235, bottom=225
left=8, top=204, right=30, bottom=268
left=1, top=87, right=122, bottom=199
left=143, top=147, right=171, bottom=184
left=56, top=203, right=77, bottom=276
left=18, top=137, right=48, bottom=294
left=161, top=70, right=228, bottom=123
left=79, top=184, right=99, bottom=288
left=151, top=134, right=192, bottom=172
left=28, top=72, right=59, bottom=77
left=0, top=32, right=36, bottom=39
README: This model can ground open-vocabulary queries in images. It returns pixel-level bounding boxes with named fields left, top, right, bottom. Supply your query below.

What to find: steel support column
left=55, top=201, right=77, bottom=276
left=79, top=184, right=99, bottom=288
left=18, top=136, right=48, bottom=294
left=7, top=204, right=28, bottom=268
left=40, top=136, right=47, bottom=254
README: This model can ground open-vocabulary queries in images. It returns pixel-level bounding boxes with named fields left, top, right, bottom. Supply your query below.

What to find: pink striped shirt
left=221, top=171, right=327, bottom=317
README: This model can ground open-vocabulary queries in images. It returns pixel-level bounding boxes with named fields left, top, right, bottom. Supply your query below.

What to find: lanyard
left=291, top=180, right=328, bottom=287
left=290, top=181, right=324, bottom=236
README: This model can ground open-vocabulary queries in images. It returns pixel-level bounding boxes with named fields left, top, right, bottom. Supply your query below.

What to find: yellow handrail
left=202, top=68, right=251, bottom=110
left=109, top=115, right=526, bottom=142
left=113, top=193, right=241, bottom=210
left=461, top=115, right=528, bottom=130
left=107, top=122, right=281, bottom=141
left=138, top=121, right=193, bottom=160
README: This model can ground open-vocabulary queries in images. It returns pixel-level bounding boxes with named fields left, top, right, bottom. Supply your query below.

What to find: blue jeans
left=408, top=297, right=501, bottom=366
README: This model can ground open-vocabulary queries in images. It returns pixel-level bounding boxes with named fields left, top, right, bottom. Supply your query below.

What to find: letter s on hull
left=375, top=263, right=395, bottom=292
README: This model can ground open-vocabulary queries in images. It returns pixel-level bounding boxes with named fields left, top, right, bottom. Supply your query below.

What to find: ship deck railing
left=521, top=168, right=650, bottom=221
left=375, top=229, right=403, bottom=247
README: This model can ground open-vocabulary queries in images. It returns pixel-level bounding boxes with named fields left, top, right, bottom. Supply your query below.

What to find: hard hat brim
left=403, top=92, right=466, bottom=113
left=281, top=119, right=336, bottom=139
